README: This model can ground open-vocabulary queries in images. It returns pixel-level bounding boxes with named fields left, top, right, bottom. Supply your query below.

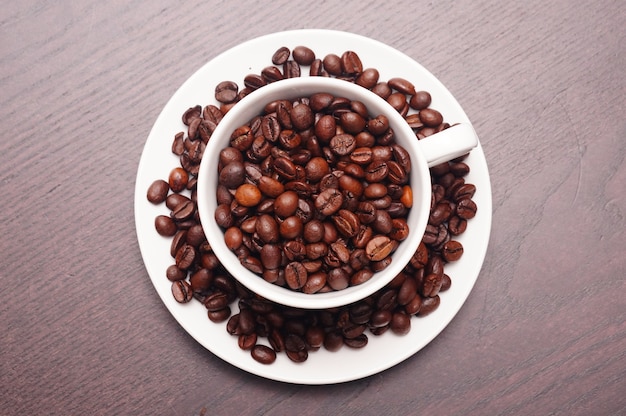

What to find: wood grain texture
left=1, top=0, right=624, bottom=415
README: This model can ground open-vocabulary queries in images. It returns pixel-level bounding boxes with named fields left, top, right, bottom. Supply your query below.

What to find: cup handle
left=417, top=123, right=478, bottom=167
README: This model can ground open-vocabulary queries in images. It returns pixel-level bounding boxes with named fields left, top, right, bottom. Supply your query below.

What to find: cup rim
left=197, top=77, right=431, bottom=309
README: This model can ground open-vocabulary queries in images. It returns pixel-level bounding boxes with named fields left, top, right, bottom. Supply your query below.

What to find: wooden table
left=2, top=1, right=624, bottom=414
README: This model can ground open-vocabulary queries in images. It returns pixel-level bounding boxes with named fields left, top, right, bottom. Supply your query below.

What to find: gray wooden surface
left=1, top=1, right=624, bottom=415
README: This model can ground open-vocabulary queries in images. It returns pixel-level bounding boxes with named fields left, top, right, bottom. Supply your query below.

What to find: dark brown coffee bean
left=251, top=344, right=277, bottom=364
left=448, top=215, right=468, bottom=235
left=340, top=51, right=363, bottom=74
left=418, top=295, right=440, bottom=316
left=155, top=215, right=177, bottom=236
left=175, top=244, right=196, bottom=270
left=272, top=46, right=290, bottom=64
left=204, top=291, right=230, bottom=312
left=365, top=235, right=394, bottom=262
left=256, top=214, right=279, bottom=243
left=370, top=309, right=392, bottom=328
left=280, top=215, right=303, bottom=239
left=387, top=77, right=416, bottom=95
left=215, top=81, right=238, bottom=104
left=351, top=268, right=374, bottom=285
left=371, top=82, right=392, bottom=99
left=329, top=133, right=356, bottom=156
left=442, top=240, right=464, bottom=262
left=365, top=160, right=388, bottom=183
left=147, top=179, right=169, bottom=203
left=419, top=108, right=444, bottom=127
left=355, top=68, right=379, bottom=89
left=409, top=91, right=432, bottom=110
left=315, top=188, right=343, bottom=216
left=165, top=264, right=186, bottom=282
left=238, top=333, right=257, bottom=351
left=327, top=268, right=349, bottom=291
left=302, top=271, right=326, bottom=294
left=285, top=262, right=307, bottom=290
left=322, top=53, right=342, bottom=76
left=261, top=65, right=284, bottom=83
left=243, top=74, right=266, bottom=91
left=272, top=190, right=297, bottom=218
left=390, top=312, right=411, bottom=335
left=273, top=156, right=297, bottom=180
left=171, top=280, right=193, bottom=303
left=168, top=167, right=188, bottom=193
left=314, top=114, right=336, bottom=143
left=292, top=45, right=316, bottom=65
left=171, top=199, right=195, bottom=222
left=456, top=198, right=477, bottom=219
left=283, top=60, right=301, bottom=78
left=332, top=210, right=361, bottom=238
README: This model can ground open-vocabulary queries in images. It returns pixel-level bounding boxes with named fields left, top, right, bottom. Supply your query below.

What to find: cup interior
left=197, top=77, right=431, bottom=309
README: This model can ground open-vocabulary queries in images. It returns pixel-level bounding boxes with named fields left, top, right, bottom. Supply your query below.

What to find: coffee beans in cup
left=214, top=92, right=414, bottom=293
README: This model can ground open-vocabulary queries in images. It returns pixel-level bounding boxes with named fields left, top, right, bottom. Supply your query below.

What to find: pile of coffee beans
left=146, top=45, right=478, bottom=364
left=215, top=92, right=414, bottom=293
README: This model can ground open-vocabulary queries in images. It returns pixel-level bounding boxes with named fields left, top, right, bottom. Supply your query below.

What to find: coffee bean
left=147, top=179, right=169, bottom=203
left=442, top=240, right=464, bottom=262
left=365, top=235, right=394, bottom=261
left=292, top=45, right=316, bottom=65
left=456, top=198, right=477, bottom=219
left=340, top=50, right=363, bottom=74
left=251, top=344, right=277, bottom=364
left=409, top=90, right=432, bottom=110
left=171, top=280, right=193, bottom=303
left=285, top=262, right=307, bottom=290
left=272, top=46, right=290, bottom=65
left=154, top=215, right=178, bottom=237
left=215, top=81, right=239, bottom=104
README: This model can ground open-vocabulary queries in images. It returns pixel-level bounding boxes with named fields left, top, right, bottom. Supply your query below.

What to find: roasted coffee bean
left=168, top=167, right=188, bottom=193
left=419, top=108, right=444, bottom=127
left=409, top=90, right=432, bottom=110
left=251, top=344, right=277, bottom=364
left=355, top=68, right=379, bottom=89
left=418, top=295, right=441, bottom=316
left=165, top=264, right=186, bottom=282
left=272, top=46, right=290, bottom=65
left=365, top=235, right=394, bottom=262
left=283, top=60, right=301, bottom=78
left=274, top=190, right=299, bottom=218
left=285, top=262, right=307, bottom=290
left=365, top=160, right=388, bottom=183
left=448, top=215, right=468, bottom=235
left=243, top=74, right=266, bottom=91
left=280, top=216, right=303, bottom=239
left=292, top=45, right=316, bottom=65
left=340, top=50, right=363, bottom=74
left=390, top=312, right=411, bottom=335
left=332, top=209, right=361, bottom=238
left=171, top=280, right=193, bottom=303
left=327, top=268, right=349, bottom=290
left=147, top=179, right=169, bottom=203
left=215, top=81, right=239, bottom=104
left=315, top=188, right=344, bottom=216
left=155, top=215, right=177, bottom=236
left=303, top=271, right=327, bottom=294
left=234, top=183, right=262, bottom=207
left=442, top=240, right=464, bottom=262
left=322, top=53, right=343, bottom=76
left=456, top=198, right=478, bottom=219
left=255, top=214, right=280, bottom=243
